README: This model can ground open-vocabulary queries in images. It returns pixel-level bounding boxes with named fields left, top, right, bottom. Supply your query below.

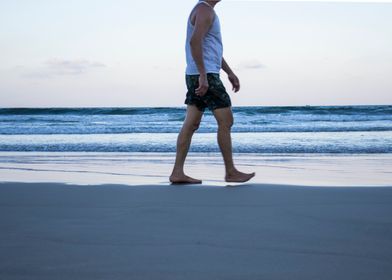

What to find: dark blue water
left=0, top=105, right=391, bottom=153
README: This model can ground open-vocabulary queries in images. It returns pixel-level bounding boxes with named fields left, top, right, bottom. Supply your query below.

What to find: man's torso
left=185, top=1, right=223, bottom=75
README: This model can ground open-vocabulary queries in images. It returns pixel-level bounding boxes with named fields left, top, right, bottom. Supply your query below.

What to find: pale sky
left=0, top=0, right=391, bottom=107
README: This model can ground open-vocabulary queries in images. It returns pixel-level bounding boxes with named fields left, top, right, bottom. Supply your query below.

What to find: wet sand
left=1, top=182, right=391, bottom=280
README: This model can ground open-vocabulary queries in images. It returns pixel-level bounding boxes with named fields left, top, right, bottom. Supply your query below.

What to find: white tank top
left=185, top=1, right=223, bottom=75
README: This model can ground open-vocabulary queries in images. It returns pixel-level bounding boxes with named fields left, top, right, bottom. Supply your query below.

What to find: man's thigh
left=204, top=74, right=232, bottom=111
left=184, top=75, right=208, bottom=112
left=184, top=104, right=204, bottom=126
left=212, top=106, right=233, bottom=127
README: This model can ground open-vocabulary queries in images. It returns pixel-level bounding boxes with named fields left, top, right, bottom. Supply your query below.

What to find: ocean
left=0, top=105, right=391, bottom=154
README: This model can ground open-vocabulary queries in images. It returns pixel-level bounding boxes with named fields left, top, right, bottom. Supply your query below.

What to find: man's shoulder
left=194, top=2, right=215, bottom=18
left=189, top=3, right=215, bottom=26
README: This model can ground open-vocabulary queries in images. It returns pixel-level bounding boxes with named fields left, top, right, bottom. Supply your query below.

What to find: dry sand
left=0, top=182, right=392, bottom=280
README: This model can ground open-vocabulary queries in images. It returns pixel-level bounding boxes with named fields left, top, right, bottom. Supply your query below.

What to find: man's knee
left=184, top=121, right=201, bottom=132
left=192, top=121, right=201, bottom=131
left=217, top=118, right=233, bottom=129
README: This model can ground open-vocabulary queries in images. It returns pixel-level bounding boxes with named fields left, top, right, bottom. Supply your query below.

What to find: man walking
left=169, top=0, right=255, bottom=184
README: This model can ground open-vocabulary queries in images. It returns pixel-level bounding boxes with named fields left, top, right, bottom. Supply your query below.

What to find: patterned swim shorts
left=184, top=73, right=232, bottom=112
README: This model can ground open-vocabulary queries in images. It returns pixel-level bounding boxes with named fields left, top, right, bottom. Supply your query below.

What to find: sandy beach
left=1, top=182, right=391, bottom=280
left=2, top=0, right=392, bottom=277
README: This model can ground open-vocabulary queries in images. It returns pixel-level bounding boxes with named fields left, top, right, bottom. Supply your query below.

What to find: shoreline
left=1, top=180, right=391, bottom=189
left=1, top=182, right=392, bottom=279
left=1, top=152, right=391, bottom=187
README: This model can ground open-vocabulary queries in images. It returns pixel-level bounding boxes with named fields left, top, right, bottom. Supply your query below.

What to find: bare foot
left=169, top=173, right=202, bottom=184
left=225, top=170, right=255, bottom=183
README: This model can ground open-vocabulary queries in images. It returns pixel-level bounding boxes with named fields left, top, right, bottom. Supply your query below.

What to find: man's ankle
left=225, top=167, right=237, bottom=175
left=171, top=169, right=185, bottom=176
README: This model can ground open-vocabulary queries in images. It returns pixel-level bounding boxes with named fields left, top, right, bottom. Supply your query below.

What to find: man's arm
left=190, top=5, right=215, bottom=96
left=222, top=57, right=234, bottom=75
left=222, top=57, right=240, bottom=93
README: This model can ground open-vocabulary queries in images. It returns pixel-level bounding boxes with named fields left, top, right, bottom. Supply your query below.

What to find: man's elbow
left=190, top=37, right=202, bottom=47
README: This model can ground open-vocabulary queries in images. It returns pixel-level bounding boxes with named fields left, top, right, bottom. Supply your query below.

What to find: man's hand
left=228, top=72, right=240, bottom=93
left=195, top=74, right=209, bottom=96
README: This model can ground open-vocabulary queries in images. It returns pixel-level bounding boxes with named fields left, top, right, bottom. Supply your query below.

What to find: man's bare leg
left=169, top=105, right=204, bottom=184
left=213, top=107, right=255, bottom=182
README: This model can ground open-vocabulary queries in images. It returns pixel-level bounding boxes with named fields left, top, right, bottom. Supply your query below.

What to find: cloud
left=238, top=59, right=266, bottom=70
left=45, top=58, right=105, bottom=75
left=20, top=58, right=106, bottom=79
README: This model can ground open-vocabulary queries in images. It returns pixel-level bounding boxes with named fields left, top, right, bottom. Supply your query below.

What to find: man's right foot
left=225, top=170, right=255, bottom=183
left=169, top=174, right=202, bottom=184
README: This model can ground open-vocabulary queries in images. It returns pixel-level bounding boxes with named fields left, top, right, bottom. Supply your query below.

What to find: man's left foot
left=169, top=174, right=202, bottom=184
